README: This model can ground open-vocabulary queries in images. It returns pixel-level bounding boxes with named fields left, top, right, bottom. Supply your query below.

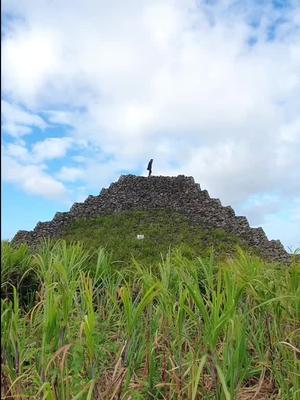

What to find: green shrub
left=1, top=241, right=38, bottom=306
left=1, top=240, right=299, bottom=399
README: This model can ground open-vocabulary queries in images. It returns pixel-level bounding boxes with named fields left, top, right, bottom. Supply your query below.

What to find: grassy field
left=1, top=239, right=299, bottom=399
left=62, top=210, right=250, bottom=264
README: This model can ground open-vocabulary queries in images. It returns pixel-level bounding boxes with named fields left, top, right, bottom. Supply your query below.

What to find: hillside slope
left=62, top=209, right=249, bottom=264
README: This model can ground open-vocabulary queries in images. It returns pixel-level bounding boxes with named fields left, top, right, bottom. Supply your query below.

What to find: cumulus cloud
left=1, top=0, right=300, bottom=246
left=32, top=137, right=74, bottom=162
left=56, top=166, right=84, bottom=182
left=2, top=136, right=82, bottom=200
left=5, top=142, right=30, bottom=162
left=1, top=27, right=60, bottom=106
left=2, top=154, right=67, bottom=200
left=46, top=110, right=77, bottom=126
left=4, top=137, right=77, bottom=163
left=1, top=100, right=47, bottom=137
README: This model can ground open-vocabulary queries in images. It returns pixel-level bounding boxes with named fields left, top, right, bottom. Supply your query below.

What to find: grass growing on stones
left=62, top=210, right=249, bottom=265
left=1, top=240, right=299, bottom=399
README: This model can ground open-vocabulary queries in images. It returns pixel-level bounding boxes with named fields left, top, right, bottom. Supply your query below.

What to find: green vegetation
left=62, top=210, right=249, bottom=264
left=1, top=240, right=299, bottom=399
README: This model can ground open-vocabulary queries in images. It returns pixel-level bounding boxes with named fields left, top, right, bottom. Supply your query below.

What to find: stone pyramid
left=13, top=175, right=290, bottom=263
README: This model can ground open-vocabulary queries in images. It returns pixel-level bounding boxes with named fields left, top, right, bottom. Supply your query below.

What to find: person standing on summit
left=147, top=159, right=153, bottom=177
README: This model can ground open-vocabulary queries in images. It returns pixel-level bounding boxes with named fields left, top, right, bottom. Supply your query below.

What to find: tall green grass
left=1, top=240, right=299, bottom=399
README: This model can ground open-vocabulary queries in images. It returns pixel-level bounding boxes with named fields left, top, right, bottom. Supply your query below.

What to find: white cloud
left=45, top=110, right=76, bottom=126
left=2, top=29, right=60, bottom=106
left=4, top=136, right=77, bottom=164
left=32, top=137, right=74, bottom=162
left=2, top=137, right=78, bottom=199
left=2, top=155, right=67, bottom=200
left=56, top=166, right=84, bottom=182
left=5, top=142, right=30, bottom=162
left=279, top=117, right=300, bottom=144
left=1, top=100, right=47, bottom=137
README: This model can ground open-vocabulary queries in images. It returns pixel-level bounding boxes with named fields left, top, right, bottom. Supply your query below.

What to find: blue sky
left=2, top=0, right=300, bottom=250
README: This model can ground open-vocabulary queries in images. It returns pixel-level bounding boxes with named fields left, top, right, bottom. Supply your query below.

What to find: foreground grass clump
left=62, top=209, right=248, bottom=264
left=1, top=240, right=300, bottom=399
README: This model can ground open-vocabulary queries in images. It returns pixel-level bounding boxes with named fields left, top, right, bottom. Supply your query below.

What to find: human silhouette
left=147, top=159, right=153, bottom=177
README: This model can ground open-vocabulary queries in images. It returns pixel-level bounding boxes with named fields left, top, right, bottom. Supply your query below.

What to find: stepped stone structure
left=12, top=175, right=290, bottom=263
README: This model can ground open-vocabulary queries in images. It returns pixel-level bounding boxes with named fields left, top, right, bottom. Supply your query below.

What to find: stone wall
left=12, top=175, right=290, bottom=263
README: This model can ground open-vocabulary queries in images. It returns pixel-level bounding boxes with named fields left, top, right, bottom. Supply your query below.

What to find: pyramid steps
left=12, top=175, right=290, bottom=263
